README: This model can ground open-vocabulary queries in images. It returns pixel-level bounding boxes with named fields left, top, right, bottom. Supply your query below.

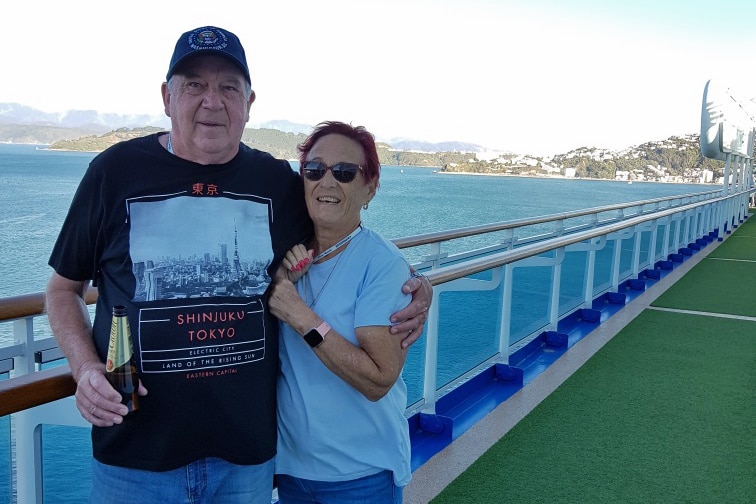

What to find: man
left=46, top=26, right=430, bottom=503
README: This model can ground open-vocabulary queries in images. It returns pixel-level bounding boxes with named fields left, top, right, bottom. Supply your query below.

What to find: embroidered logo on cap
left=188, top=27, right=228, bottom=51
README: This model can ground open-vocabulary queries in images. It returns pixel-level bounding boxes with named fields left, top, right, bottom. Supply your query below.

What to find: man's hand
left=391, top=273, right=433, bottom=349
left=73, top=360, right=147, bottom=427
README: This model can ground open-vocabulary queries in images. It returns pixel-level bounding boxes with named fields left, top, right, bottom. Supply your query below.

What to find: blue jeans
left=90, top=457, right=275, bottom=504
left=276, top=471, right=402, bottom=504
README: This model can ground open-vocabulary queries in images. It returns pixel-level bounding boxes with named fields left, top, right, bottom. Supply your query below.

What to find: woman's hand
left=269, top=275, right=310, bottom=328
left=281, top=244, right=314, bottom=283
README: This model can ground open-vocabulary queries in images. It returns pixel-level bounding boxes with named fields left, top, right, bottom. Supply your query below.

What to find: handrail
left=0, top=288, right=96, bottom=416
left=0, top=365, right=75, bottom=417
left=392, top=189, right=720, bottom=248
left=0, top=293, right=46, bottom=322
left=423, top=196, right=725, bottom=285
left=0, top=287, right=98, bottom=324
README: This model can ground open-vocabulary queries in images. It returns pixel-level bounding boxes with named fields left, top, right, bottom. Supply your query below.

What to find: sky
left=3, top=0, right=756, bottom=155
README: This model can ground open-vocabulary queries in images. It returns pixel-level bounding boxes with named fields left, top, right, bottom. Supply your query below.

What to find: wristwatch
left=304, top=320, right=330, bottom=348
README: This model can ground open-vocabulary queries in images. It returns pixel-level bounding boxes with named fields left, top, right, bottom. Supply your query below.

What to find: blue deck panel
left=407, top=243, right=703, bottom=471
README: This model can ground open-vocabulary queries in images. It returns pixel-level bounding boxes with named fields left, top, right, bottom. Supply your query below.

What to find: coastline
left=436, top=170, right=720, bottom=186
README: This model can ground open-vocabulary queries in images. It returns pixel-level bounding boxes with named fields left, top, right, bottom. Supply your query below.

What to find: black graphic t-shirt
left=49, top=134, right=311, bottom=471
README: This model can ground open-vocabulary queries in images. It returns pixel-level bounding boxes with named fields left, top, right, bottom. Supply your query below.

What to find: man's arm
left=45, top=272, right=130, bottom=426
left=390, top=272, right=433, bottom=349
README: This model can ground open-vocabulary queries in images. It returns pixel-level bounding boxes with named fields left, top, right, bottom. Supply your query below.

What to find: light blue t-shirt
left=276, top=227, right=412, bottom=486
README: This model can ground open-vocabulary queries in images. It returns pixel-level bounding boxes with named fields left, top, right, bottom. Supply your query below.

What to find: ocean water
left=0, top=143, right=714, bottom=298
left=0, top=143, right=714, bottom=502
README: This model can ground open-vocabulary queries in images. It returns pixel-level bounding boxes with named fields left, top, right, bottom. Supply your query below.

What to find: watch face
left=304, top=329, right=324, bottom=348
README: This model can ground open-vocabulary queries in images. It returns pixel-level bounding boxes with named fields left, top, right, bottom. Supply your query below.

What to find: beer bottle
left=106, top=305, right=140, bottom=413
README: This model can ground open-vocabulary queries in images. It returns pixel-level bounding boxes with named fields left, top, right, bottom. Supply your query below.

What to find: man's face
left=162, top=54, right=255, bottom=165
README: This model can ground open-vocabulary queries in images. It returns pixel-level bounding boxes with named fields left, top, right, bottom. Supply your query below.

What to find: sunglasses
left=302, top=161, right=363, bottom=183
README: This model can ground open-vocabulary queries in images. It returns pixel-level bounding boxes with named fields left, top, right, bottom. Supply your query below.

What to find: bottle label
left=106, top=314, right=133, bottom=372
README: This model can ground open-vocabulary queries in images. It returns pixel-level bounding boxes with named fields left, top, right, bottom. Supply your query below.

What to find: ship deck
left=406, top=212, right=755, bottom=503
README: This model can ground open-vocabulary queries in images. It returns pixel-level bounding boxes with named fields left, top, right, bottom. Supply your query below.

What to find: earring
left=363, top=202, right=369, bottom=210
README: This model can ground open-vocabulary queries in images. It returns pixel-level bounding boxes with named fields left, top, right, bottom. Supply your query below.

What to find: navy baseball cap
left=166, top=26, right=251, bottom=83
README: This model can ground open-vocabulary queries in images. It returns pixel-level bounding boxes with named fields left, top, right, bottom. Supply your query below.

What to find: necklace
left=305, top=250, right=345, bottom=307
left=305, top=225, right=362, bottom=307
left=166, top=133, right=174, bottom=154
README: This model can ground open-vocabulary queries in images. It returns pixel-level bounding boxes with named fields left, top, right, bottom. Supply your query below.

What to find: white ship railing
left=1, top=184, right=753, bottom=504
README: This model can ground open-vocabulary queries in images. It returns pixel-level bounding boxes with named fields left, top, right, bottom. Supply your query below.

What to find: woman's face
left=303, top=134, right=376, bottom=235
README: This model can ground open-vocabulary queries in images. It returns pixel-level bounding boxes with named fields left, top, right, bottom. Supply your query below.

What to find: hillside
left=48, top=127, right=167, bottom=152
left=444, top=134, right=726, bottom=183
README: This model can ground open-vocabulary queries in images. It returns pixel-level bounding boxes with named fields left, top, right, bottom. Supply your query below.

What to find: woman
left=268, top=121, right=412, bottom=503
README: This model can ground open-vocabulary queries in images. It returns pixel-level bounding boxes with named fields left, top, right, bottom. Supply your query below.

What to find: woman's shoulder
left=356, top=227, right=402, bottom=256
left=352, top=228, right=409, bottom=277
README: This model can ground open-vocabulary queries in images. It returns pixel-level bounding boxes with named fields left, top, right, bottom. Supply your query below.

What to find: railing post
left=715, top=199, right=724, bottom=239
left=729, top=192, right=737, bottom=232
left=12, top=316, right=43, bottom=504
left=499, top=264, right=513, bottom=360
left=13, top=413, right=43, bottom=504
left=662, top=217, right=672, bottom=259
left=12, top=318, right=35, bottom=376
left=738, top=157, right=749, bottom=221
left=722, top=155, right=731, bottom=232
left=632, top=225, right=643, bottom=277
left=583, top=240, right=597, bottom=307
left=648, top=221, right=658, bottom=267
left=675, top=215, right=684, bottom=255
left=429, top=243, right=443, bottom=269
left=501, top=229, right=514, bottom=250
left=548, top=249, right=564, bottom=331
left=555, top=219, right=564, bottom=237
left=611, top=235, right=622, bottom=292
left=684, top=211, right=693, bottom=245
left=421, top=287, right=440, bottom=415
left=696, top=206, right=704, bottom=239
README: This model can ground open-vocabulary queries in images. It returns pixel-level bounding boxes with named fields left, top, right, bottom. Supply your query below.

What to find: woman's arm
left=312, top=322, right=408, bottom=402
left=268, top=278, right=408, bottom=401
